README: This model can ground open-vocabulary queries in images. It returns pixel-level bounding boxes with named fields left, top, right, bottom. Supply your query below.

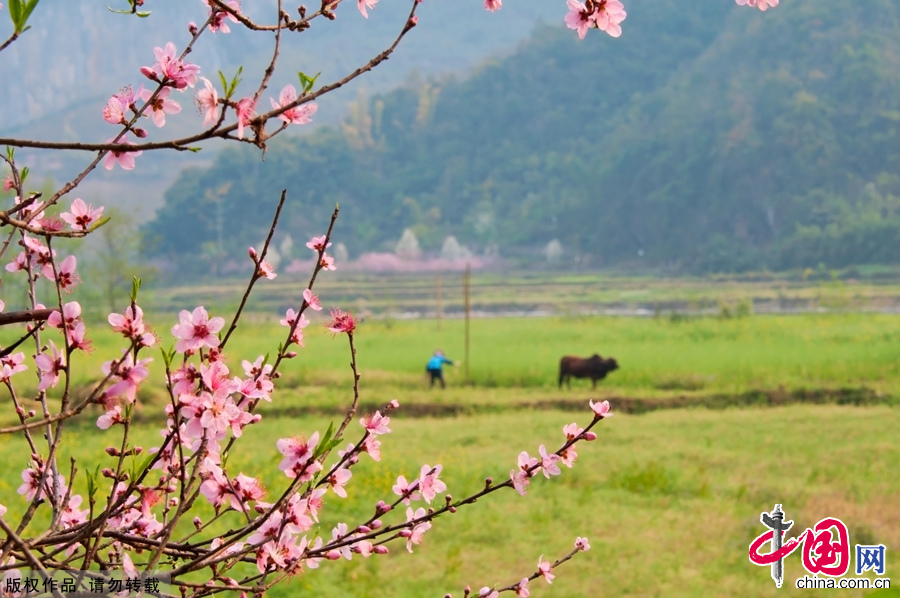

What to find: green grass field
left=1, top=308, right=898, bottom=596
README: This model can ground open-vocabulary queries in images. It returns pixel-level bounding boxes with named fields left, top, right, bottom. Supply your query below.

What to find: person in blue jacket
left=426, top=350, right=455, bottom=388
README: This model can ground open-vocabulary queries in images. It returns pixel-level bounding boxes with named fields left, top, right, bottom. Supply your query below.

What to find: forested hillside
left=145, top=0, right=900, bottom=275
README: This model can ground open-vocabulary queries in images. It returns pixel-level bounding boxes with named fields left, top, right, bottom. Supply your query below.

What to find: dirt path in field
left=264, top=386, right=894, bottom=419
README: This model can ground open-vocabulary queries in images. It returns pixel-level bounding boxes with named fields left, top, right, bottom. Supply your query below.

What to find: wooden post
left=464, top=262, right=471, bottom=385
left=436, top=275, right=442, bottom=331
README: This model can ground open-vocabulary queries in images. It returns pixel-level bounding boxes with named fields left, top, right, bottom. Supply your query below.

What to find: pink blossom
left=306, top=235, right=331, bottom=252
left=248, top=509, right=284, bottom=546
left=47, top=301, right=82, bottom=332
left=306, top=488, right=326, bottom=522
left=405, top=507, right=431, bottom=553
left=276, top=432, right=321, bottom=479
left=35, top=340, right=65, bottom=391
left=103, top=353, right=152, bottom=403
left=392, top=475, right=420, bottom=505
left=141, top=86, right=182, bottom=127
left=575, top=536, right=590, bottom=551
left=537, top=555, right=555, bottom=584
left=325, top=308, right=356, bottom=335
left=270, top=84, right=318, bottom=125
left=249, top=246, right=276, bottom=279
left=303, top=288, right=322, bottom=311
left=240, top=356, right=274, bottom=401
left=146, top=42, right=201, bottom=89
left=103, top=95, right=127, bottom=125
left=97, top=405, right=124, bottom=429
left=538, top=444, right=561, bottom=479
left=204, top=0, right=241, bottom=32
left=195, top=77, right=220, bottom=126
left=235, top=97, right=256, bottom=139
left=61, top=198, right=104, bottom=231
left=564, top=0, right=594, bottom=39
left=320, top=252, right=336, bottom=270
left=3, top=176, right=15, bottom=192
left=515, top=579, right=531, bottom=597
left=104, top=135, right=142, bottom=170
left=358, top=0, right=377, bottom=18
left=362, top=434, right=381, bottom=461
left=280, top=308, right=310, bottom=346
left=1, top=352, right=27, bottom=383
left=361, top=410, right=391, bottom=435
left=331, top=523, right=353, bottom=560
left=479, top=589, right=499, bottom=598
left=589, top=399, right=613, bottom=419
left=418, top=464, right=447, bottom=504
left=171, top=306, right=225, bottom=353
left=736, top=0, right=778, bottom=10
left=593, top=0, right=626, bottom=38
left=108, top=304, right=156, bottom=346
left=510, top=451, right=538, bottom=496
left=328, top=468, right=352, bottom=498
left=60, top=495, right=89, bottom=528
left=484, top=0, right=501, bottom=11
left=54, top=255, right=80, bottom=292
left=284, top=493, right=315, bottom=534
left=353, top=539, right=375, bottom=557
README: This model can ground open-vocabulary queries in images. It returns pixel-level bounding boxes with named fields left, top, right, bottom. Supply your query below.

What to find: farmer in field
left=426, top=350, right=456, bottom=389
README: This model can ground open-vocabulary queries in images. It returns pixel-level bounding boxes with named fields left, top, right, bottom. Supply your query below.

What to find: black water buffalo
left=558, top=354, right=619, bottom=389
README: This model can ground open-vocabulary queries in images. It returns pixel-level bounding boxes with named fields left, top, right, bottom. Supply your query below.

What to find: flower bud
left=193, top=517, right=202, bottom=529
left=139, top=66, right=159, bottom=81
left=326, top=550, right=341, bottom=560
left=370, top=519, right=382, bottom=530
left=285, top=351, right=298, bottom=359
left=106, top=447, right=120, bottom=457
left=449, top=506, right=457, bottom=513
left=169, top=498, right=178, bottom=507
left=388, top=399, right=400, bottom=409
left=444, top=494, right=452, bottom=505
left=26, top=410, right=35, bottom=418
left=133, top=128, right=148, bottom=138
left=374, top=545, right=388, bottom=554
left=102, top=468, right=116, bottom=478
left=375, top=501, right=391, bottom=514
left=399, top=529, right=412, bottom=538
left=248, top=247, right=258, bottom=260
left=188, top=21, right=198, bottom=35
left=357, top=525, right=371, bottom=534
left=484, top=476, right=492, bottom=488
left=584, top=431, right=598, bottom=441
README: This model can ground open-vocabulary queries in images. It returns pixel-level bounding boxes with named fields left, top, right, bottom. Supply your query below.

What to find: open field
left=0, top=406, right=895, bottom=597
left=3, top=312, right=899, bottom=416
left=2, top=298, right=898, bottom=596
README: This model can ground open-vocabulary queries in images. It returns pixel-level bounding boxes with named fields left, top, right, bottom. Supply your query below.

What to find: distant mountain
left=145, top=0, right=900, bottom=275
left=1, top=0, right=561, bottom=218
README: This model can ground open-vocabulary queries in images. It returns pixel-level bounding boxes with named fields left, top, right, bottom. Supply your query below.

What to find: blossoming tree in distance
left=0, top=0, right=776, bottom=596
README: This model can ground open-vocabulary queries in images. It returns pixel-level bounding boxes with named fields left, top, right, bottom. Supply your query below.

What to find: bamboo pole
left=464, top=263, right=471, bottom=385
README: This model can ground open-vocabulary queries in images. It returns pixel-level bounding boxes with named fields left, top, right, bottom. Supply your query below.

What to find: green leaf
left=136, top=10, right=151, bottom=17
left=160, top=346, right=176, bottom=370
left=5, top=147, right=15, bottom=161
left=312, top=421, right=336, bottom=460
left=227, top=66, right=244, bottom=98
left=298, top=71, right=321, bottom=94
left=187, top=147, right=203, bottom=153
left=218, top=70, right=228, bottom=95
left=86, top=465, right=101, bottom=503
left=130, top=277, right=142, bottom=303
left=88, top=216, right=112, bottom=232
left=19, top=166, right=28, bottom=183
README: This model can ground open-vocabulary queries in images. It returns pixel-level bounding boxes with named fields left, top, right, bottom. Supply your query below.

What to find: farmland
left=2, top=272, right=899, bottom=597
